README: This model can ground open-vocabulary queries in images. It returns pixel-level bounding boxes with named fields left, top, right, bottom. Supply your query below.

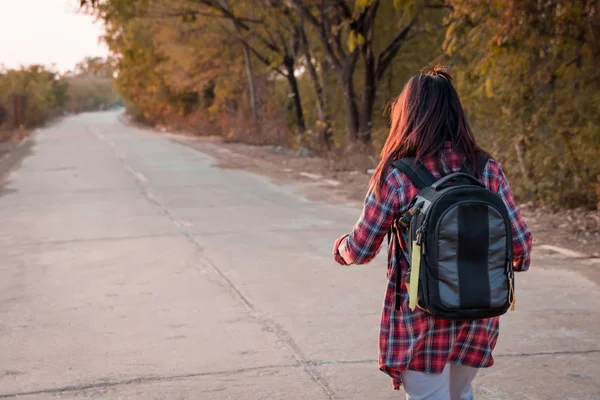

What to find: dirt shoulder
left=0, top=130, right=22, bottom=159
left=170, top=134, right=600, bottom=258
left=0, top=131, right=33, bottom=196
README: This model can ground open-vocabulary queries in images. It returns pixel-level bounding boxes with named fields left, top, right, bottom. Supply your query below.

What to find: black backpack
left=390, top=154, right=515, bottom=320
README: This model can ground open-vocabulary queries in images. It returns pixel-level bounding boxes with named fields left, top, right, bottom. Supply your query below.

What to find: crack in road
left=0, top=359, right=366, bottom=398
left=91, top=128, right=337, bottom=399
left=0, top=233, right=183, bottom=249
left=3, top=349, right=600, bottom=398
left=495, top=348, right=600, bottom=358
left=0, top=364, right=299, bottom=399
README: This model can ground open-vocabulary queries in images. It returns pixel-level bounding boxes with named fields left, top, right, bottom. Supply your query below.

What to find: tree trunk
left=301, top=32, right=332, bottom=149
left=359, top=47, right=376, bottom=144
left=340, top=55, right=360, bottom=143
left=341, top=76, right=359, bottom=142
left=300, top=41, right=324, bottom=122
left=217, top=0, right=259, bottom=121
left=305, top=57, right=326, bottom=122
left=241, top=43, right=259, bottom=121
left=284, top=57, right=306, bottom=134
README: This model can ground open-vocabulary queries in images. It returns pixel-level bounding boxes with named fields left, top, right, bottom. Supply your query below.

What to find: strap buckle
left=398, top=203, right=421, bottom=229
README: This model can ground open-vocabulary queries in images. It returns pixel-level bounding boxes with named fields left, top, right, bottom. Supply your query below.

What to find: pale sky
left=0, top=0, right=108, bottom=73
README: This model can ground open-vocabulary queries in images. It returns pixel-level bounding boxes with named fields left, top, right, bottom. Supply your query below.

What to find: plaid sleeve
left=334, top=171, right=405, bottom=265
left=484, top=160, right=533, bottom=271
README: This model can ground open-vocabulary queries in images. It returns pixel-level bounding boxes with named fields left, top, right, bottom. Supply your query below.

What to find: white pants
left=401, top=363, right=478, bottom=400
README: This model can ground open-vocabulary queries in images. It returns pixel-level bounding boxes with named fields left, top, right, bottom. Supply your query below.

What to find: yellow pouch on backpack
left=408, top=240, right=421, bottom=311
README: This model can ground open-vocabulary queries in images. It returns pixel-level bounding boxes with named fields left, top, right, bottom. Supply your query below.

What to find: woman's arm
left=333, top=172, right=405, bottom=265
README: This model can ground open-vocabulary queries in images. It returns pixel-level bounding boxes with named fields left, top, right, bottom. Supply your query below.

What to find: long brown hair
left=370, top=64, right=482, bottom=197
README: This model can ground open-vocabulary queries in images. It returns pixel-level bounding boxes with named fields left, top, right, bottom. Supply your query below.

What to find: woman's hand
left=333, top=234, right=349, bottom=265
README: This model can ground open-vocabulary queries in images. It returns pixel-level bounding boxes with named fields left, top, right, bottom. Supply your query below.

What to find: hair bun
left=422, top=62, right=453, bottom=82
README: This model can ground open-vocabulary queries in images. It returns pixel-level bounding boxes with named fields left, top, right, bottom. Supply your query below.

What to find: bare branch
left=245, top=42, right=288, bottom=77
left=189, top=0, right=254, bottom=30
left=376, top=17, right=418, bottom=80
left=290, top=0, right=343, bottom=70
left=147, top=10, right=263, bottom=24
left=290, top=0, right=320, bottom=27
left=333, top=0, right=352, bottom=19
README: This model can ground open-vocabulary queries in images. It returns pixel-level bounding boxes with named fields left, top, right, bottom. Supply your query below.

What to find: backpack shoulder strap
left=477, top=153, right=490, bottom=177
left=462, top=153, right=490, bottom=178
left=391, top=157, right=436, bottom=190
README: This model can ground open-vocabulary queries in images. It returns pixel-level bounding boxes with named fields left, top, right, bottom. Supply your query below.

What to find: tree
left=0, top=65, right=68, bottom=128
left=445, top=0, right=600, bottom=208
left=154, top=0, right=311, bottom=133
left=292, top=0, right=433, bottom=144
left=72, top=56, right=115, bottom=78
left=83, top=0, right=446, bottom=145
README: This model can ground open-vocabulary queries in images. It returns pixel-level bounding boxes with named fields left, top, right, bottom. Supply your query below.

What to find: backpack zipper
left=507, top=258, right=515, bottom=311
left=416, top=222, right=427, bottom=246
left=507, top=265, right=516, bottom=311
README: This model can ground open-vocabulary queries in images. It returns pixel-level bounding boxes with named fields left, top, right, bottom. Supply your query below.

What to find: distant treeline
left=0, top=57, right=120, bottom=131
left=83, top=0, right=599, bottom=209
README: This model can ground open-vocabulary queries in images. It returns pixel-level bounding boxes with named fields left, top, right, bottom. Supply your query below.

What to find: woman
left=332, top=65, right=532, bottom=400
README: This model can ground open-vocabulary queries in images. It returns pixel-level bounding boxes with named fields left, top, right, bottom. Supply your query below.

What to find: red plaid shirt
left=334, top=143, right=532, bottom=390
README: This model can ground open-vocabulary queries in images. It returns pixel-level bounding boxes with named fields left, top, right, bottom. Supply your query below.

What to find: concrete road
left=0, top=112, right=599, bottom=400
